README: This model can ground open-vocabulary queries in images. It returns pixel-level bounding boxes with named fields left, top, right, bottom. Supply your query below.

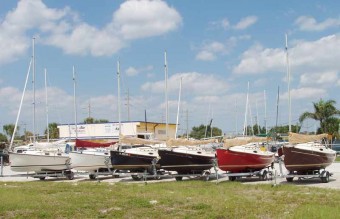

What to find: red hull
left=280, top=146, right=336, bottom=174
left=216, top=148, right=274, bottom=173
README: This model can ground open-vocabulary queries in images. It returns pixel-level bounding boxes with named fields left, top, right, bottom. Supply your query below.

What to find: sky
left=0, top=0, right=340, bottom=137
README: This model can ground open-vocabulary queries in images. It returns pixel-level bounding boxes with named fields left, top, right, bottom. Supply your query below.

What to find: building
left=57, top=121, right=177, bottom=140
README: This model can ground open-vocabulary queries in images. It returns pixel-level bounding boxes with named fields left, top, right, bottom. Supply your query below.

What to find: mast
left=175, top=77, right=182, bottom=139
left=286, top=34, right=292, bottom=133
left=235, top=99, right=238, bottom=136
left=10, top=59, right=32, bottom=150
left=186, top=109, right=189, bottom=139
left=243, top=82, right=250, bottom=136
left=275, top=86, right=280, bottom=135
left=117, top=60, right=121, bottom=138
left=256, top=99, right=259, bottom=135
left=264, top=90, right=267, bottom=135
left=126, top=88, right=130, bottom=121
left=73, top=66, right=78, bottom=139
left=44, top=68, right=49, bottom=142
left=32, top=37, right=36, bottom=143
left=164, top=51, right=169, bottom=139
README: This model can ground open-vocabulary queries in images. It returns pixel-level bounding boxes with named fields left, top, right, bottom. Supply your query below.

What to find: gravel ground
left=1, top=162, right=340, bottom=190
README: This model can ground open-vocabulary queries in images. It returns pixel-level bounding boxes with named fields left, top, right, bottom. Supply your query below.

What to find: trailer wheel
left=321, top=171, right=330, bottom=183
left=175, top=176, right=183, bottom=181
left=260, top=170, right=268, bottom=181
left=286, top=177, right=294, bottom=182
left=228, top=176, right=236, bottom=181
left=131, top=175, right=143, bottom=181
left=39, top=177, right=46, bottom=180
left=89, top=174, right=96, bottom=180
left=66, top=172, right=74, bottom=180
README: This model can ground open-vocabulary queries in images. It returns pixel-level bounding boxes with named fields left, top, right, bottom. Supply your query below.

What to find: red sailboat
left=216, top=137, right=275, bottom=180
left=278, top=133, right=336, bottom=182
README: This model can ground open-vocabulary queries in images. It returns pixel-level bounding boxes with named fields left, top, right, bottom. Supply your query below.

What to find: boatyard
left=1, top=162, right=340, bottom=189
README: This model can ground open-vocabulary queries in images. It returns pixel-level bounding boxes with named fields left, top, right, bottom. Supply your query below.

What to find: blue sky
left=0, top=0, right=339, bottom=137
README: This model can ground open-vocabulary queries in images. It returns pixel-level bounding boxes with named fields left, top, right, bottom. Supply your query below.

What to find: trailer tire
left=89, top=174, right=96, bottom=180
left=260, top=170, right=268, bottom=181
left=39, top=177, right=46, bottom=180
left=175, top=176, right=183, bottom=181
left=228, top=176, right=236, bottom=181
left=286, top=177, right=294, bottom=182
left=66, top=172, right=74, bottom=180
left=321, top=171, right=330, bottom=183
left=131, top=175, right=143, bottom=181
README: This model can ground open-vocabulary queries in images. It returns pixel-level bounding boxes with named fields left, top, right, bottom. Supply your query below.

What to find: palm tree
left=299, top=99, right=340, bottom=133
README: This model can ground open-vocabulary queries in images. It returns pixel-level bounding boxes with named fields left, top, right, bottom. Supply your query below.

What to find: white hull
left=9, top=152, right=70, bottom=173
left=69, top=151, right=111, bottom=172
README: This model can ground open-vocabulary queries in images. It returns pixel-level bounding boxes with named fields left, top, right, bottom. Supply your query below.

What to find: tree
left=44, top=123, right=59, bottom=139
left=189, top=124, right=222, bottom=139
left=299, top=99, right=340, bottom=134
left=0, top=133, right=8, bottom=142
left=84, top=117, right=109, bottom=124
left=3, top=124, right=18, bottom=140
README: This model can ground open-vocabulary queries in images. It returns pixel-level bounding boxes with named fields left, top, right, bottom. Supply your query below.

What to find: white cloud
left=295, top=16, right=340, bottom=31
left=210, top=18, right=230, bottom=30
left=233, top=43, right=284, bottom=74
left=0, top=0, right=182, bottom=64
left=233, top=34, right=340, bottom=76
left=112, top=0, right=182, bottom=40
left=234, top=16, right=258, bottom=30
left=281, top=87, right=327, bottom=100
left=125, top=67, right=139, bottom=77
left=125, top=65, right=154, bottom=77
left=196, top=36, right=251, bottom=61
left=141, top=72, right=229, bottom=96
left=300, top=71, right=338, bottom=86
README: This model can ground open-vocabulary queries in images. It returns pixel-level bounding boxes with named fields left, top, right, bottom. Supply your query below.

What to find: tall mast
left=126, top=88, right=130, bottom=121
left=275, top=86, right=280, bottom=134
left=286, top=34, right=292, bottom=133
left=256, top=99, right=259, bottom=135
left=264, top=90, right=267, bottom=135
left=117, top=60, right=121, bottom=138
left=175, top=77, right=182, bottom=139
left=73, top=66, right=78, bottom=139
left=243, top=82, right=250, bottom=136
left=235, top=99, right=238, bottom=136
left=164, top=51, right=169, bottom=139
left=32, top=37, right=36, bottom=143
left=44, top=68, right=49, bottom=142
left=10, top=60, right=32, bottom=150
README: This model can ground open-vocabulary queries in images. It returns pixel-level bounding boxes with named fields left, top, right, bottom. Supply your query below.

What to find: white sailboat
left=9, top=38, right=72, bottom=178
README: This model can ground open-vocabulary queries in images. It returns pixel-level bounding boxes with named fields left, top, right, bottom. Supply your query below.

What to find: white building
left=57, top=121, right=177, bottom=141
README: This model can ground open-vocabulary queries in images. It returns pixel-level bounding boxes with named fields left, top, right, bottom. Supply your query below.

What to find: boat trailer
left=220, top=165, right=274, bottom=182
left=277, top=158, right=333, bottom=183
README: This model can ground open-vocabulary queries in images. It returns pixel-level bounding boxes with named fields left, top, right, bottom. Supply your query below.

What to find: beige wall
left=58, top=122, right=176, bottom=140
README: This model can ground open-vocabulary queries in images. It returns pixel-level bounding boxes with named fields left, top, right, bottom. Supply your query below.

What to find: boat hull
left=110, top=150, right=159, bottom=173
left=216, top=149, right=274, bottom=173
left=69, top=151, right=111, bottom=172
left=280, top=146, right=336, bottom=174
left=158, top=149, right=215, bottom=174
left=9, top=152, right=70, bottom=173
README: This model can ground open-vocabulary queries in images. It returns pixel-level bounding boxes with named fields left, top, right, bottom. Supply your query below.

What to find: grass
left=335, top=156, right=340, bottom=162
left=1, top=181, right=340, bottom=218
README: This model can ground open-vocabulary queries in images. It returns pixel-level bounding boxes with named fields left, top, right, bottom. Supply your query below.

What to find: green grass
left=1, top=181, right=340, bottom=218
left=335, top=156, right=340, bottom=162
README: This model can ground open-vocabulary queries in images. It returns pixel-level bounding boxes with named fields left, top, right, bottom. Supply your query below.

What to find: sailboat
left=9, top=39, right=72, bottom=179
left=278, top=133, right=336, bottom=175
left=216, top=137, right=274, bottom=174
left=157, top=138, right=217, bottom=177
left=277, top=35, right=336, bottom=182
